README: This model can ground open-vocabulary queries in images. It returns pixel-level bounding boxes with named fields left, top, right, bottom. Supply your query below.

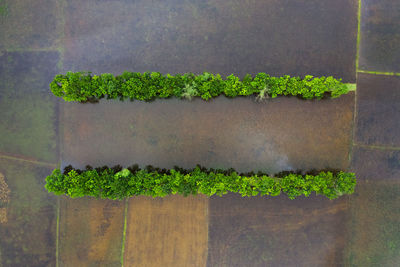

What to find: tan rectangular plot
left=59, top=197, right=125, bottom=266
left=124, top=195, right=209, bottom=267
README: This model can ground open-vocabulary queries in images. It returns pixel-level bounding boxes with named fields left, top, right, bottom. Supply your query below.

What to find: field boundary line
left=350, top=0, right=360, bottom=167
left=350, top=0, right=360, bottom=166
left=0, top=153, right=57, bottom=168
left=354, top=143, right=400, bottom=151
left=4, top=48, right=60, bottom=52
left=121, top=198, right=129, bottom=267
left=345, top=83, right=356, bottom=91
left=355, top=0, right=362, bottom=71
left=357, top=70, right=400, bottom=77
left=56, top=197, right=60, bottom=267
left=205, top=197, right=210, bottom=267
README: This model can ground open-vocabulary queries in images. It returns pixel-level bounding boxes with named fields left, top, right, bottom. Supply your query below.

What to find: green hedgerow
left=45, top=165, right=356, bottom=200
left=50, top=72, right=350, bottom=102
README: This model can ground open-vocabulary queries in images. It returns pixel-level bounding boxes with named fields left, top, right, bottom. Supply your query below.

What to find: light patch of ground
left=0, top=172, right=10, bottom=203
left=124, top=195, right=209, bottom=267
left=59, top=197, right=125, bottom=267
left=0, top=207, right=7, bottom=224
left=0, top=172, right=10, bottom=224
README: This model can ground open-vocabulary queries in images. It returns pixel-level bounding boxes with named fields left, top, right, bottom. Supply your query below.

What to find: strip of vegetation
left=45, top=165, right=356, bottom=200
left=0, top=0, right=8, bottom=17
left=50, top=71, right=350, bottom=102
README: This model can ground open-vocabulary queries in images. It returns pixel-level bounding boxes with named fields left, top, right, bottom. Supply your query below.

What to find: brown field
left=124, top=195, right=209, bottom=267
left=345, top=180, right=400, bottom=266
left=62, top=93, right=354, bottom=174
left=59, top=197, right=125, bottom=267
left=0, top=159, right=57, bottom=266
left=208, top=193, right=350, bottom=267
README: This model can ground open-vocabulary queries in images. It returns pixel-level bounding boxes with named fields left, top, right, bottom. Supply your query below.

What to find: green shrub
left=45, top=165, right=356, bottom=200
left=49, top=71, right=350, bottom=102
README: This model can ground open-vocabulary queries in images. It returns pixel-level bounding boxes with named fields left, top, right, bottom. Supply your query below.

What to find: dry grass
left=59, top=197, right=125, bottom=266
left=0, top=207, right=7, bottom=224
left=0, top=172, right=10, bottom=223
left=124, top=195, right=209, bottom=267
left=0, top=172, right=10, bottom=203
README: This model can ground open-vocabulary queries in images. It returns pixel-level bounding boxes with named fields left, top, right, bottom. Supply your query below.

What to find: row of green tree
left=50, top=71, right=350, bottom=102
left=45, top=165, right=356, bottom=200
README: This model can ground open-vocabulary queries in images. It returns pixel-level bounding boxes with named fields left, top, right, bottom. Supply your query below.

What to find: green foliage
left=181, top=82, right=198, bottom=100
left=0, top=0, right=8, bottom=17
left=45, top=165, right=356, bottom=200
left=49, top=72, right=350, bottom=102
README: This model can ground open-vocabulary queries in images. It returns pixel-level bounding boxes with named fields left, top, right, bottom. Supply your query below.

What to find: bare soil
left=207, top=193, right=349, bottom=266
left=59, top=197, right=125, bottom=267
left=124, top=195, right=209, bottom=267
